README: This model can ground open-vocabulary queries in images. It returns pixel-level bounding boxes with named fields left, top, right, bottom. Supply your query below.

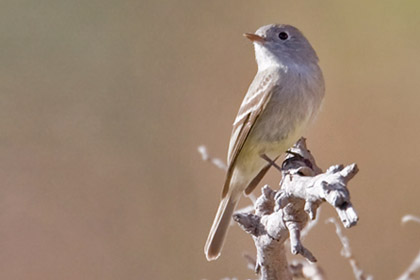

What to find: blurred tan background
left=0, top=0, right=419, bottom=279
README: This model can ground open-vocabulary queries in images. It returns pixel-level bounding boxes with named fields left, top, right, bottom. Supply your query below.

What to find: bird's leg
left=260, top=154, right=282, bottom=172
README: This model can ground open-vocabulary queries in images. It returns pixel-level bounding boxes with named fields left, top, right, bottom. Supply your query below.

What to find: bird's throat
left=254, top=44, right=288, bottom=73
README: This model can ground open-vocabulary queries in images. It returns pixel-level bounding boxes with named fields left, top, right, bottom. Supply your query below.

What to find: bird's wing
left=222, top=71, right=280, bottom=198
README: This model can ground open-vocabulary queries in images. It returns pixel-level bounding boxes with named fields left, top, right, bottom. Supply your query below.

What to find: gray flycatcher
left=204, top=24, right=325, bottom=261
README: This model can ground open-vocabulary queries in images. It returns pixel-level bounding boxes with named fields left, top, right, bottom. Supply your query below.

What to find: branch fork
left=233, top=138, right=359, bottom=280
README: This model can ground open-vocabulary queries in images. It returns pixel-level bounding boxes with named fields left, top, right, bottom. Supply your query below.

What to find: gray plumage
left=205, top=24, right=325, bottom=261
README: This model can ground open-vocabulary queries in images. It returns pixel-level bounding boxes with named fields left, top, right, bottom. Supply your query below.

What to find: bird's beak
left=243, top=33, right=265, bottom=43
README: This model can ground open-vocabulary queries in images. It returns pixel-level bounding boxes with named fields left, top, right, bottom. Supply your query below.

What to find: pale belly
left=234, top=86, right=317, bottom=175
left=229, top=65, right=324, bottom=188
left=235, top=117, right=310, bottom=175
left=226, top=64, right=324, bottom=197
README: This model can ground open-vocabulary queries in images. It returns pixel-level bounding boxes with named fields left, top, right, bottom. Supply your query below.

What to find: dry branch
left=326, top=218, right=373, bottom=280
left=197, top=145, right=227, bottom=171
left=289, top=260, right=327, bottom=280
left=397, top=215, right=420, bottom=280
left=233, top=138, right=359, bottom=280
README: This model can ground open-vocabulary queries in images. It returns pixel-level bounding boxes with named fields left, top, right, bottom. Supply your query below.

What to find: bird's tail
left=204, top=194, right=239, bottom=261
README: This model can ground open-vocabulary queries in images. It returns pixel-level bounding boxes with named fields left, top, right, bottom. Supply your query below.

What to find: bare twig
left=197, top=145, right=227, bottom=171
left=233, top=138, right=359, bottom=280
left=397, top=251, right=420, bottom=280
left=326, top=218, right=373, bottom=280
left=397, top=215, right=420, bottom=280
left=401, top=215, right=420, bottom=225
left=300, top=207, right=321, bottom=240
left=243, top=253, right=257, bottom=271
left=290, top=260, right=327, bottom=280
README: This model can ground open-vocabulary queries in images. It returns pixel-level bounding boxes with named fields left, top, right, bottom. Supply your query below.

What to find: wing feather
left=221, top=71, right=279, bottom=198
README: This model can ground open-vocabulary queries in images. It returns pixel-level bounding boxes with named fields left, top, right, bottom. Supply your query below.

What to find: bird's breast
left=244, top=66, right=324, bottom=158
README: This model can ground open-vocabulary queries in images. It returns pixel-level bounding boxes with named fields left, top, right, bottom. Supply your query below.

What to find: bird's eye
left=279, top=32, right=288, bottom=40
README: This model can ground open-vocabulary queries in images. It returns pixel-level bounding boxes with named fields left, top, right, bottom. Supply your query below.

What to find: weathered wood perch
left=233, top=138, right=359, bottom=280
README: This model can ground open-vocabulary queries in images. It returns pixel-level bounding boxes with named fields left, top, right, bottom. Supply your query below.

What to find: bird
left=204, top=24, right=325, bottom=261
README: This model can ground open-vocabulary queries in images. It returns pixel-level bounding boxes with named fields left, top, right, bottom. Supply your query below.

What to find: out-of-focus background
left=1, top=0, right=420, bottom=279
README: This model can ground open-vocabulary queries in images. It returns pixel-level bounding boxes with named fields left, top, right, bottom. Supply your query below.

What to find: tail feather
left=204, top=195, right=238, bottom=261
